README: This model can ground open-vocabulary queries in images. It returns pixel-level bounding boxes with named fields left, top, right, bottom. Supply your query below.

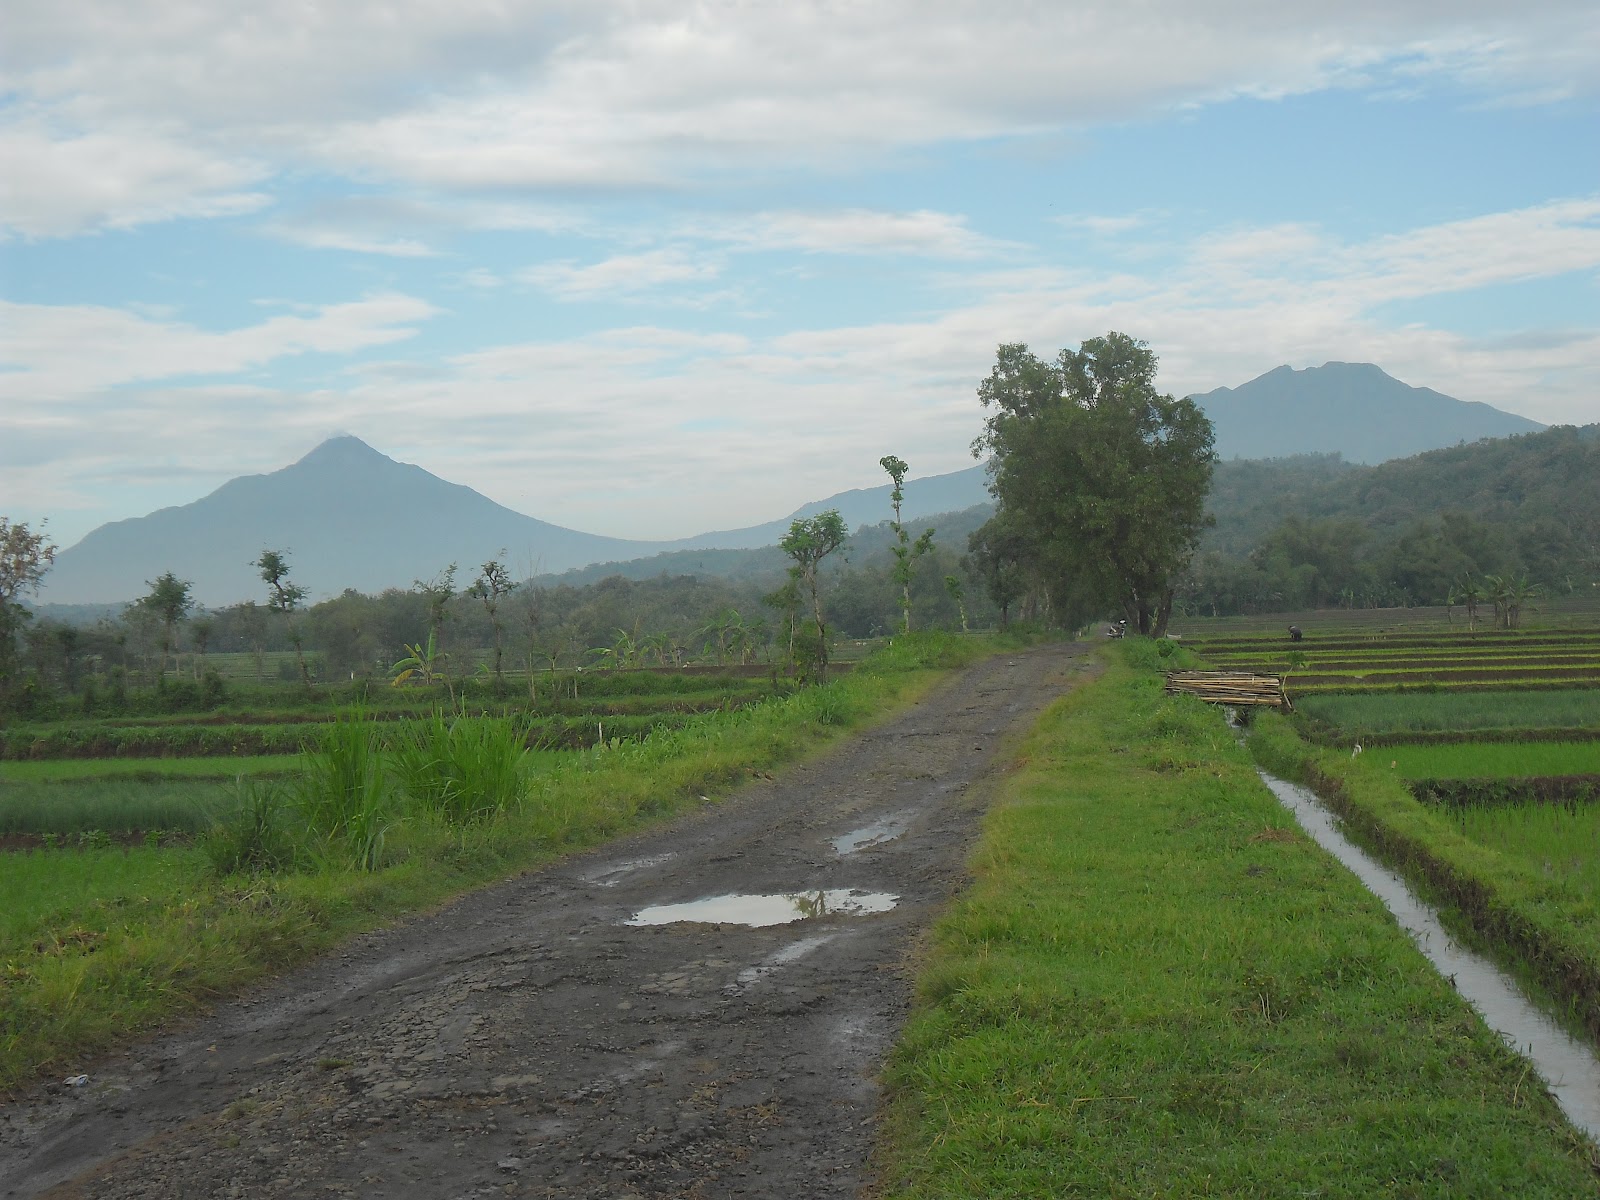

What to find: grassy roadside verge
left=1248, top=710, right=1600, bottom=1045
left=880, top=643, right=1598, bottom=1197
left=0, top=633, right=996, bottom=1093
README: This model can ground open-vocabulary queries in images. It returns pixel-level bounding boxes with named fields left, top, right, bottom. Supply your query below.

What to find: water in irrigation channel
left=1256, top=768, right=1600, bottom=1143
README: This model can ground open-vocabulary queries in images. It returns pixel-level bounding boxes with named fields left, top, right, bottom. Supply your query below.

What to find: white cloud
left=521, top=248, right=722, bottom=301
left=0, top=293, right=438, bottom=403
left=697, top=209, right=1013, bottom=259
left=0, top=124, right=269, bottom=237
left=269, top=227, right=439, bottom=258
left=4, top=2, right=1597, bottom=227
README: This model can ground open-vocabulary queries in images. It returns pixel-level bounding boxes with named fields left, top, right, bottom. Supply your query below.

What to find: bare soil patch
left=0, top=643, right=1093, bottom=1199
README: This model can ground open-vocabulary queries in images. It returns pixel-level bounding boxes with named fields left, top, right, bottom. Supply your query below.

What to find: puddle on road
left=626, top=889, right=898, bottom=928
left=1258, top=768, right=1600, bottom=1143
left=833, top=810, right=916, bottom=855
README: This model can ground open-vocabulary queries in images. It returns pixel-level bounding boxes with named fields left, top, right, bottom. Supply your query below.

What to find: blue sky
left=3, top=1, right=1598, bottom=550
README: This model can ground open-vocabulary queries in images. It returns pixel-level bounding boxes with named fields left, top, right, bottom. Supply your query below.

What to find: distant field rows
left=1204, top=654, right=1600, bottom=671
left=0, top=756, right=301, bottom=782
left=1383, top=741, right=1600, bottom=780
left=1295, top=688, right=1600, bottom=736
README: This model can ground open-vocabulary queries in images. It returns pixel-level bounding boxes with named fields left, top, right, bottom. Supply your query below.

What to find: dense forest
left=1186, top=424, right=1599, bottom=614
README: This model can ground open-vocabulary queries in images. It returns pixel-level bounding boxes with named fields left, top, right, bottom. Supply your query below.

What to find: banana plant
left=391, top=632, right=451, bottom=703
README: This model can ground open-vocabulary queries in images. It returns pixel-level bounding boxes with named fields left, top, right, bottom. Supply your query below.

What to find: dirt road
left=3, top=643, right=1092, bottom=1199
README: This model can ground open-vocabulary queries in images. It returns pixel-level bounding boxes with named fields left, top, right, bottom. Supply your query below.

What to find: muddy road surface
left=3, top=643, right=1093, bottom=1199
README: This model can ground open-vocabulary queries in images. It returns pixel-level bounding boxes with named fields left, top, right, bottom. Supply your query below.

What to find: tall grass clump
left=391, top=712, right=529, bottom=824
left=202, top=777, right=296, bottom=874
left=295, top=710, right=392, bottom=871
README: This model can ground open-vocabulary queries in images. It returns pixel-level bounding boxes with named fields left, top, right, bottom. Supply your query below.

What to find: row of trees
left=2, top=454, right=987, bottom=707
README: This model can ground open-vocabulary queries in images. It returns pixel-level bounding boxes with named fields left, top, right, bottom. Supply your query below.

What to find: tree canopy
left=974, top=333, right=1215, bottom=635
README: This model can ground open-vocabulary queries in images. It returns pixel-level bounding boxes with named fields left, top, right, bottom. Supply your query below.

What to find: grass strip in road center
left=880, top=643, right=1597, bottom=1197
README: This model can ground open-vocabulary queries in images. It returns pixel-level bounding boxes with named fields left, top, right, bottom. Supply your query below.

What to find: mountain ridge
left=1193, top=361, right=1544, bottom=462
left=36, top=362, right=1546, bottom=605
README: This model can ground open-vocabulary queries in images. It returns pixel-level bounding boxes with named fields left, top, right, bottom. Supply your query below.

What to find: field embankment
left=880, top=642, right=1597, bottom=1196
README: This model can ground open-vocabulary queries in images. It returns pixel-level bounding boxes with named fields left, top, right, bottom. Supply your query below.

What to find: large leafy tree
left=975, top=333, right=1215, bottom=636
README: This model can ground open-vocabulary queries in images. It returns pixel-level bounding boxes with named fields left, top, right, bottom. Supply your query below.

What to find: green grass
left=880, top=647, right=1597, bottom=1197
left=1450, top=804, right=1600, bottom=903
left=1385, top=741, right=1600, bottom=781
left=1297, top=688, right=1600, bottom=736
left=0, top=630, right=997, bottom=1091
left=0, top=755, right=302, bottom=782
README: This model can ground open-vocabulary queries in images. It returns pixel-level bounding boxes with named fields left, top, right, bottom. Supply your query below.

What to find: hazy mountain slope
left=666, top=464, right=990, bottom=551
left=1192, top=362, right=1544, bottom=463
left=43, top=437, right=661, bottom=606
left=548, top=503, right=996, bottom=587
left=40, top=439, right=992, bottom=605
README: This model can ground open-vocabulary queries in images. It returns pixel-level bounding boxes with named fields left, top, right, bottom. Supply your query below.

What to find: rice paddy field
left=1383, top=740, right=1600, bottom=781
left=1448, top=803, right=1600, bottom=901
left=1192, top=598, right=1600, bottom=1049
left=1294, top=689, right=1600, bottom=740
left=0, top=669, right=784, bottom=846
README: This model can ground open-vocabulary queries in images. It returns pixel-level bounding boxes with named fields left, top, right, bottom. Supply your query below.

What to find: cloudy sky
left=3, top=1, right=1598, bottom=550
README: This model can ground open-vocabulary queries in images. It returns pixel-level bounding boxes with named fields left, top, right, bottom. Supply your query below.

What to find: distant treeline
left=13, top=508, right=999, bottom=694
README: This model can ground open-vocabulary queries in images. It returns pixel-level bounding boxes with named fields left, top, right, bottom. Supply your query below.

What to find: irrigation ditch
left=1254, top=765, right=1600, bottom=1140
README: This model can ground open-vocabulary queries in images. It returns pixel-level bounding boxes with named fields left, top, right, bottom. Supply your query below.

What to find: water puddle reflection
left=1258, top=768, right=1600, bottom=1142
left=627, top=889, right=898, bottom=928
left=833, top=810, right=916, bottom=855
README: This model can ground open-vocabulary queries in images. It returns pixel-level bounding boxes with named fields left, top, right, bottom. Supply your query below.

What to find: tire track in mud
left=2, top=643, right=1094, bottom=1199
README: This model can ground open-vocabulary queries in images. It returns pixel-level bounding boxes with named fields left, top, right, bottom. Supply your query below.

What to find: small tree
left=944, top=575, right=969, bottom=633
left=0, top=519, right=57, bottom=701
left=255, top=549, right=311, bottom=687
left=233, top=600, right=269, bottom=678
left=467, top=554, right=516, bottom=689
left=880, top=455, right=936, bottom=633
left=137, top=572, right=194, bottom=679
left=413, top=564, right=458, bottom=695
left=779, top=510, right=848, bottom=682
left=763, top=574, right=803, bottom=667
left=189, top=614, right=215, bottom=680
